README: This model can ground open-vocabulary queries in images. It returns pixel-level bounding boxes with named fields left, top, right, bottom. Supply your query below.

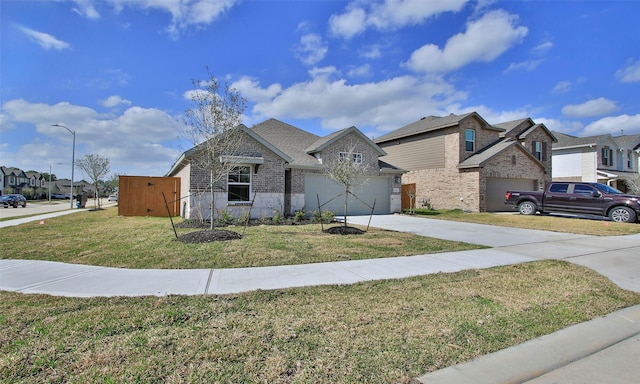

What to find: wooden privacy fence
left=118, top=176, right=180, bottom=217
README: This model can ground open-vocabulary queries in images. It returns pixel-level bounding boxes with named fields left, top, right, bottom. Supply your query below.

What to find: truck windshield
left=595, top=183, right=623, bottom=194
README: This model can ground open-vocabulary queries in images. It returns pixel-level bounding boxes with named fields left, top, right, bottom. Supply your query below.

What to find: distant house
left=552, top=132, right=640, bottom=191
left=374, top=112, right=555, bottom=212
left=167, top=118, right=404, bottom=220
left=1, top=167, right=29, bottom=195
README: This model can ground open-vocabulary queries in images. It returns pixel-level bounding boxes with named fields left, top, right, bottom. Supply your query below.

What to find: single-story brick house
left=167, top=118, right=404, bottom=220
left=374, top=112, right=556, bottom=212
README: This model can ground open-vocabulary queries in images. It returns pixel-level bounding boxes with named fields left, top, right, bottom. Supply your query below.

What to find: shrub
left=312, top=210, right=335, bottom=223
left=216, top=209, right=233, bottom=226
left=294, top=210, right=307, bottom=222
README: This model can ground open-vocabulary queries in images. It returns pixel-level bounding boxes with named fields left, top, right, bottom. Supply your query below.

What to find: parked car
left=505, top=182, right=640, bottom=223
left=108, top=194, right=118, bottom=202
left=0, top=194, right=27, bottom=208
left=51, top=193, right=68, bottom=199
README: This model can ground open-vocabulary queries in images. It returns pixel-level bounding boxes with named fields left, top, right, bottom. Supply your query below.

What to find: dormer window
left=465, top=129, right=475, bottom=152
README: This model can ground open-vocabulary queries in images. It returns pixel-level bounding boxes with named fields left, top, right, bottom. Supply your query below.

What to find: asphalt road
left=0, top=198, right=115, bottom=219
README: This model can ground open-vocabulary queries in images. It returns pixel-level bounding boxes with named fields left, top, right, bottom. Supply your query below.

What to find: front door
left=572, top=183, right=605, bottom=215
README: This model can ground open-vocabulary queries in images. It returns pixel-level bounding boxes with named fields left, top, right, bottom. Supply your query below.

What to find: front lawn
left=0, top=207, right=483, bottom=269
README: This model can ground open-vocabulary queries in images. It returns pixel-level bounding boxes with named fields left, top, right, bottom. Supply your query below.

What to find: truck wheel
left=608, top=206, right=637, bottom=223
left=518, top=201, right=537, bottom=215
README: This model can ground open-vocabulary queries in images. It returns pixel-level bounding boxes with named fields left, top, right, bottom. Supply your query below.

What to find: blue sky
left=1, top=0, right=639, bottom=180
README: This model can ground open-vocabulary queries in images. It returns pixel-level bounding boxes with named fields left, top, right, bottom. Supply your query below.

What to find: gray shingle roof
left=493, top=118, right=531, bottom=133
left=552, top=132, right=614, bottom=149
left=615, top=134, right=640, bottom=150
left=374, top=112, right=500, bottom=143
left=250, top=118, right=322, bottom=168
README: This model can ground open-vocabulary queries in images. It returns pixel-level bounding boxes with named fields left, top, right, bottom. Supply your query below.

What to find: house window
left=465, top=129, right=475, bottom=152
left=602, top=146, right=613, bottom=166
left=339, top=152, right=363, bottom=164
left=227, top=166, right=251, bottom=202
left=533, top=141, right=542, bottom=161
left=511, top=155, right=517, bottom=165
left=627, top=151, right=633, bottom=168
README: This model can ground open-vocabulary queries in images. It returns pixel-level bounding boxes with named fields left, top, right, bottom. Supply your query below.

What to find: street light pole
left=52, top=124, right=76, bottom=209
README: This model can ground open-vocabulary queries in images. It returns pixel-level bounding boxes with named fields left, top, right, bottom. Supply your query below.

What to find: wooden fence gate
left=401, top=183, right=416, bottom=211
left=118, top=176, right=180, bottom=217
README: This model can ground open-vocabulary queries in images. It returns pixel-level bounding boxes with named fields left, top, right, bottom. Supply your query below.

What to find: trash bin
left=76, top=194, right=88, bottom=208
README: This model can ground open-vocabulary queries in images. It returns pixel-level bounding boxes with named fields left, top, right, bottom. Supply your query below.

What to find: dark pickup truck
left=504, top=182, right=640, bottom=223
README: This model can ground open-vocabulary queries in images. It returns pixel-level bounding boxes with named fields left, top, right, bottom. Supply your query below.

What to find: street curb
left=416, top=304, right=640, bottom=384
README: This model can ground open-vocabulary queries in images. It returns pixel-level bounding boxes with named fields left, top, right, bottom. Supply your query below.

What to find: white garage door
left=486, top=178, right=537, bottom=212
left=305, top=175, right=390, bottom=215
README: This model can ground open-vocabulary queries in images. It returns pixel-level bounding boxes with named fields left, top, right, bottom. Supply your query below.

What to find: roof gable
left=375, top=112, right=502, bottom=144
left=614, top=134, right=640, bottom=150
left=458, top=139, right=545, bottom=170
left=305, top=126, right=386, bottom=156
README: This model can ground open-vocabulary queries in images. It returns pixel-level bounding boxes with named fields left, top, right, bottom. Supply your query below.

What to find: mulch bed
left=324, top=226, right=366, bottom=235
left=177, top=229, right=243, bottom=243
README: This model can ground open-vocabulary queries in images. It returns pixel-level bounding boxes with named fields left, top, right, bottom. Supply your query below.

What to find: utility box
left=117, top=176, right=180, bottom=217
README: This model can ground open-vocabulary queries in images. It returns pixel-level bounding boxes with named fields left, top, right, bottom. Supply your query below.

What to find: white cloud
left=108, top=0, right=239, bottom=38
left=561, top=97, right=619, bottom=118
left=504, top=59, right=544, bottom=73
left=404, top=10, right=528, bottom=73
left=236, top=68, right=467, bottom=134
left=532, top=41, right=553, bottom=54
left=231, top=77, right=283, bottom=103
left=616, top=59, right=640, bottom=83
left=552, top=80, right=572, bottom=94
left=17, top=25, right=70, bottom=50
left=100, top=95, right=132, bottom=108
left=360, top=44, right=382, bottom=59
left=329, top=0, right=468, bottom=39
left=368, top=0, right=468, bottom=29
left=294, top=33, right=328, bottom=66
left=347, top=64, right=371, bottom=77
left=329, top=5, right=367, bottom=39
left=583, top=114, right=640, bottom=136
left=1, top=99, right=179, bottom=178
left=73, top=0, right=101, bottom=19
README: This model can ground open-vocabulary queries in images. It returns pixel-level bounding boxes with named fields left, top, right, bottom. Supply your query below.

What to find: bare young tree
left=183, top=69, right=247, bottom=230
left=76, top=154, right=110, bottom=209
left=625, top=175, right=640, bottom=195
left=325, top=140, right=373, bottom=227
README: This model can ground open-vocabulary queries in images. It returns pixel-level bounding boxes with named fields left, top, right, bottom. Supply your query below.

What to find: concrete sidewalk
left=2, top=212, right=640, bottom=383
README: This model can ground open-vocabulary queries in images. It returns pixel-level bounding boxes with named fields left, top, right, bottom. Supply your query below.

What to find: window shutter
left=542, top=142, right=547, bottom=161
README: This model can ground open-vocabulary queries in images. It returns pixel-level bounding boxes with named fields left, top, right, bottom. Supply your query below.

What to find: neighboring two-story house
left=1, top=167, right=29, bottom=195
left=375, top=112, right=555, bottom=212
left=552, top=132, right=640, bottom=191
left=167, top=118, right=404, bottom=220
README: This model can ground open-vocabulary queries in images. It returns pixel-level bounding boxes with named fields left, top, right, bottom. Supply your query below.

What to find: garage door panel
left=305, top=175, right=390, bottom=215
left=486, top=178, right=536, bottom=212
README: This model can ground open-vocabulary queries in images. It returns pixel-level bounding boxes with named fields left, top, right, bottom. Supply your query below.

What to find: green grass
left=3, top=207, right=640, bottom=382
left=2, top=261, right=639, bottom=383
left=0, top=207, right=483, bottom=269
